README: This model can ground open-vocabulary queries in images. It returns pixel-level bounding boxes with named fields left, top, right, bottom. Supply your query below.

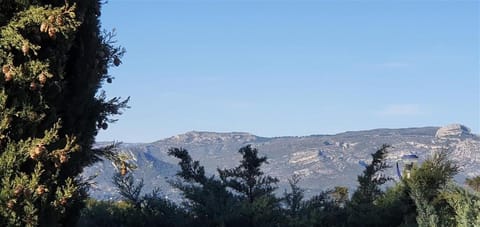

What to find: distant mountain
left=84, top=124, right=480, bottom=200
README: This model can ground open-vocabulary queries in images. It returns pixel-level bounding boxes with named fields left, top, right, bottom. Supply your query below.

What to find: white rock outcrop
left=435, top=124, right=472, bottom=139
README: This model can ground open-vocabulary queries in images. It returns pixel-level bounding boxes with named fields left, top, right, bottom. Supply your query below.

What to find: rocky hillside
left=84, top=124, right=480, bottom=200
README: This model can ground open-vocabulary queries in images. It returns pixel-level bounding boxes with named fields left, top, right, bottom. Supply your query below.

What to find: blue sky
left=96, top=0, right=479, bottom=143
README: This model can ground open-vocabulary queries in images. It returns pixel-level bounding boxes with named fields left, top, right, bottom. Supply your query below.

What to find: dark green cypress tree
left=0, top=1, right=127, bottom=226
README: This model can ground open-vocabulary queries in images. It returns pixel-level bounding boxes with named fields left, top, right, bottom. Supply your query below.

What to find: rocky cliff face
left=84, top=124, right=480, bottom=200
left=435, top=124, right=473, bottom=139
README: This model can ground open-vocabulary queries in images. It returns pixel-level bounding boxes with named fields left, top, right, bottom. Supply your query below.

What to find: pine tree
left=218, top=145, right=281, bottom=227
left=347, top=144, right=393, bottom=226
left=0, top=1, right=127, bottom=226
left=218, top=145, right=278, bottom=204
left=282, top=174, right=304, bottom=219
left=168, top=147, right=239, bottom=227
left=351, top=144, right=392, bottom=204
left=112, top=172, right=144, bottom=209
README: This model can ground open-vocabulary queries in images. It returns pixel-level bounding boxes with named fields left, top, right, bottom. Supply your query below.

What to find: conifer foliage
left=168, top=146, right=282, bottom=227
left=0, top=0, right=127, bottom=226
left=218, top=145, right=279, bottom=203
left=168, top=147, right=239, bottom=227
left=347, top=144, right=393, bottom=226
left=79, top=144, right=480, bottom=227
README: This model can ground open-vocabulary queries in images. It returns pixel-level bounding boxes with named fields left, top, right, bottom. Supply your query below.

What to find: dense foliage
left=347, top=144, right=393, bottom=226
left=79, top=145, right=480, bottom=227
left=0, top=0, right=127, bottom=226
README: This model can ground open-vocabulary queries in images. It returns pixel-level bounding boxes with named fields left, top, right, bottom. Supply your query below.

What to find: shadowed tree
left=347, top=144, right=393, bottom=227
left=283, top=174, right=304, bottom=218
left=112, top=172, right=143, bottom=209
left=0, top=1, right=127, bottom=226
left=218, top=145, right=281, bottom=227
left=168, top=147, right=239, bottom=227
left=218, top=145, right=279, bottom=204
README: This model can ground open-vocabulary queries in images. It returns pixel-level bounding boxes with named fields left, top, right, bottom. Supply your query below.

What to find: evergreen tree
left=375, top=183, right=417, bottom=226
left=282, top=174, right=304, bottom=220
left=218, top=145, right=281, bottom=227
left=347, top=144, right=393, bottom=227
left=298, top=188, right=348, bottom=227
left=79, top=168, right=190, bottom=227
left=405, top=151, right=458, bottom=227
left=0, top=1, right=127, bottom=226
left=168, top=147, right=239, bottom=227
left=112, top=172, right=143, bottom=209
left=218, top=145, right=279, bottom=203
left=281, top=175, right=349, bottom=227
left=442, top=184, right=480, bottom=227
left=351, top=144, right=392, bottom=204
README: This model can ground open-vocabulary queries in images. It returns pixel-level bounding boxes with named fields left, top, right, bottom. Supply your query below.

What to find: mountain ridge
left=86, top=124, right=480, bottom=200
left=102, top=124, right=478, bottom=144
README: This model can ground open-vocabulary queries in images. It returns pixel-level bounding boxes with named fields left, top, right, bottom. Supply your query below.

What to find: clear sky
left=96, top=0, right=479, bottom=143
